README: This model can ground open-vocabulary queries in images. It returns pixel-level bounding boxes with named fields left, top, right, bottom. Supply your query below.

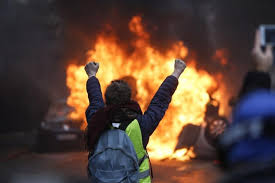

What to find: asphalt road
left=0, top=151, right=223, bottom=183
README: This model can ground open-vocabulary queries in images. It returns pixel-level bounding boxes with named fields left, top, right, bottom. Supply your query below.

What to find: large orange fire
left=66, top=16, right=228, bottom=160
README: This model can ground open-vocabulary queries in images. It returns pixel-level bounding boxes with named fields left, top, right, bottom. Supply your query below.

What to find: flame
left=66, top=16, right=227, bottom=160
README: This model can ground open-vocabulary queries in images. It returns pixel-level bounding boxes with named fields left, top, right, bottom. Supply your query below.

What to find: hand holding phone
left=252, top=28, right=274, bottom=71
left=259, top=25, right=275, bottom=66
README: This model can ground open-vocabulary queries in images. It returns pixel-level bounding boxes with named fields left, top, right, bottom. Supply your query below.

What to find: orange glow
left=66, top=16, right=227, bottom=160
left=214, top=48, right=228, bottom=66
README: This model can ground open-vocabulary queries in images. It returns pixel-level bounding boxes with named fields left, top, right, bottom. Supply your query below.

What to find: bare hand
left=172, top=59, right=186, bottom=79
left=85, top=61, right=99, bottom=78
left=252, top=29, right=273, bottom=72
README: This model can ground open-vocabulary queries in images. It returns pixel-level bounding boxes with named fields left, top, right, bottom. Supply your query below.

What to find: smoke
left=1, top=0, right=275, bottom=131
left=0, top=0, right=66, bottom=132
left=55, top=0, right=275, bottom=68
left=56, top=0, right=275, bottom=110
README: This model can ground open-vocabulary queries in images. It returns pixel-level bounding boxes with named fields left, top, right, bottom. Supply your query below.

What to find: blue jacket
left=86, top=75, right=178, bottom=148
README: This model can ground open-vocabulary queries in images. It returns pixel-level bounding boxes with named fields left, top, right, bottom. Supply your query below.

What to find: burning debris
left=66, top=16, right=228, bottom=160
left=175, top=91, right=229, bottom=160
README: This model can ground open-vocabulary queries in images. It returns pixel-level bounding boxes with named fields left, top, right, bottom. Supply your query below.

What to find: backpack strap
left=138, top=153, right=148, bottom=166
left=138, top=153, right=151, bottom=179
left=139, top=169, right=151, bottom=179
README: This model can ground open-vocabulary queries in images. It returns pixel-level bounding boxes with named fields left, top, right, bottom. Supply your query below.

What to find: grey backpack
left=88, top=129, right=140, bottom=183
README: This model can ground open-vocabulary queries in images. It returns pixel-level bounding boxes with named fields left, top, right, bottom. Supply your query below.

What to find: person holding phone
left=218, top=28, right=275, bottom=183
left=238, top=29, right=273, bottom=99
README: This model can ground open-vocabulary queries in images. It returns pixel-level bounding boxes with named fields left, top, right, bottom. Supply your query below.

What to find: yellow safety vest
left=125, top=119, right=151, bottom=183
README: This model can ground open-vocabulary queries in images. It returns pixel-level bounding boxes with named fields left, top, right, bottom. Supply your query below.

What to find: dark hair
left=105, top=80, right=132, bottom=105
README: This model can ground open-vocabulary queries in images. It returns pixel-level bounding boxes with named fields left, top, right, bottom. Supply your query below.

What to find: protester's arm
left=84, top=62, right=105, bottom=122
left=239, top=30, right=273, bottom=98
left=138, top=59, right=186, bottom=137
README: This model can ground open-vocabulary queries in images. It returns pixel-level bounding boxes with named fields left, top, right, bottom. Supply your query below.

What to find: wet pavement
left=0, top=150, right=223, bottom=183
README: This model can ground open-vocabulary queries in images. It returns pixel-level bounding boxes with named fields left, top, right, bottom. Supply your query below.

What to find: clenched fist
left=85, top=61, right=99, bottom=78
left=172, top=59, right=186, bottom=79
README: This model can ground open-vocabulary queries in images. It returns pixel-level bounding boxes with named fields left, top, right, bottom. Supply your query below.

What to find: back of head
left=105, top=80, right=132, bottom=105
left=120, top=76, right=138, bottom=101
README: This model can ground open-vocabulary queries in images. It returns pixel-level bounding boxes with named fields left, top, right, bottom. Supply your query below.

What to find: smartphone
left=259, top=25, right=275, bottom=64
left=259, top=25, right=275, bottom=46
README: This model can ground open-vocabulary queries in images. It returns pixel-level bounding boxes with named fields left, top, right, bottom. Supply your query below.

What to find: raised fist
left=85, top=61, right=99, bottom=78
left=172, top=59, right=186, bottom=79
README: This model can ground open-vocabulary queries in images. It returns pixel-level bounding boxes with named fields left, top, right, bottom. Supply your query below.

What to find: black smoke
left=0, top=0, right=66, bottom=132
left=56, top=0, right=275, bottom=96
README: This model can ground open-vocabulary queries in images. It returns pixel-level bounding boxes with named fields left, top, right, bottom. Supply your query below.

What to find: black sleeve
left=238, top=71, right=271, bottom=98
left=85, top=76, right=105, bottom=122
left=137, top=75, right=178, bottom=147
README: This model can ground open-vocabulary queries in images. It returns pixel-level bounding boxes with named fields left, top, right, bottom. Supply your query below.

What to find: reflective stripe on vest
left=125, top=119, right=151, bottom=183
